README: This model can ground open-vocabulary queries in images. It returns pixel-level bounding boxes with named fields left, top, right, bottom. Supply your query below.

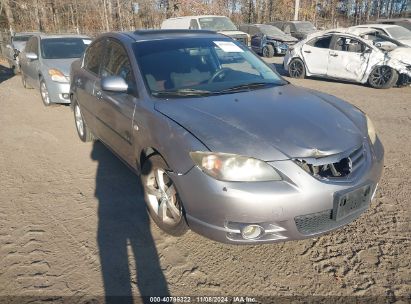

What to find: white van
left=161, top=15, right=250, bottom=46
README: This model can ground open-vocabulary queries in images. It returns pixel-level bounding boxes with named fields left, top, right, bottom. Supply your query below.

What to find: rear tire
left=73, top=100, right=95, bottom=142
left=288, top=58, right=306, bottom=79
left=262, top=45, right=275, bottom=58
left=368, top=66, right=398, bottom=89
left=141, top=154, right=188, bottom=236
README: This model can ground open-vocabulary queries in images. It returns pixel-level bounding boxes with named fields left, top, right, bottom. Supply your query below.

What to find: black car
left=239, top=24, right=298, bottom=57
left=269, top=21, right=317, bottom=40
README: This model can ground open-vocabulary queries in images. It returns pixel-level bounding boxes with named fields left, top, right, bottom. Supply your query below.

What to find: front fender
left=133, top=102, right=208, bottom=175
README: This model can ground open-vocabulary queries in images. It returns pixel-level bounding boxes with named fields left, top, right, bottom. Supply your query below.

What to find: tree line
left=0, top=0, right=409, bottom=36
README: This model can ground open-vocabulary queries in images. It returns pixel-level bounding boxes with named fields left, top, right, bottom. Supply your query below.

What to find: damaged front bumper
left=171, top=139, right=384, bottom=244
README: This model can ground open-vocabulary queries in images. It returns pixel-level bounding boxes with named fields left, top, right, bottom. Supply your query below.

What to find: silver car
left=20, top=34, right=91, bottom=106
left=4, top=32, right=40, bottom=74
left=70, top=30, right=384, bottom=244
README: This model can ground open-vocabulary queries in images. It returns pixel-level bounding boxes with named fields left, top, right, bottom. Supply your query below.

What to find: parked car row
left=13, top=26, right=385, bottom=244
left=284, top=27, right=411, bottom=88
left=19, top=34, right=91, bottom=105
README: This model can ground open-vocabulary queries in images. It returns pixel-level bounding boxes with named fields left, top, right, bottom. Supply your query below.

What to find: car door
left=327, top=35, right=371, bottom=82
left=19, top=37, right=32, bottom=76
left=96, top=39, right=137, bottom=165
left=22, top=37, right=40, bottom=87
left=301, top=35, right=332, bottom=76
left=74, top=39, right=106, bottom=134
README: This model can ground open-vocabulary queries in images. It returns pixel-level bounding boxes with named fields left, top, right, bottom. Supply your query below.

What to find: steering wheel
left=208, top=68, right=231, bottom=83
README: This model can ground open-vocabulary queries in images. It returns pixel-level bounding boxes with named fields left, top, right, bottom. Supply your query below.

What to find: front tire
left=288, top=58, right=306, bottom=79
left=141, top=154, right=188, bottom=236
left=262, top=45, right=275, bottom=58
left=73, top=100, right=94, bottom=142
left=40, top=79, right=52, bottom=106
left=368, top=66, right=398, bottom=89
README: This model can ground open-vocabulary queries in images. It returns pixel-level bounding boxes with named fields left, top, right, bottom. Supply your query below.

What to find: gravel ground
left=0, top=57, right=410, bottom=303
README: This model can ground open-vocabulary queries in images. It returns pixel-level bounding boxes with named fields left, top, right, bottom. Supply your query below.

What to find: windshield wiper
left=152, top=89, right=213, bottom=97
left=216, top=82, right=276, bottom=94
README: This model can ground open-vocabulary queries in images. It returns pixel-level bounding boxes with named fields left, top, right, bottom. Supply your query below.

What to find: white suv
left=161, top=15, right=250, bottom=46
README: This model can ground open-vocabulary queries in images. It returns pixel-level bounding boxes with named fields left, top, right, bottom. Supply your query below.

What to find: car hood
left=154, top=85, right=364, bottom=161
left=42, top=58, right=80, bottom=76
left=267, top=34, right=298, bottom=43
left=388, top=47, right=411, bottom=64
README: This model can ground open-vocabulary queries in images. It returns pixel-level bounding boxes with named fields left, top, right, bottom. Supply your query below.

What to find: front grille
left=295, top=208, right=363, bottom=235
left=294, top=145, right=365, bottom=180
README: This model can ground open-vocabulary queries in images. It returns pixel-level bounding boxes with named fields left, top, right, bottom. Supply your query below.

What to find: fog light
left=62, top=93, right=69, bottom=99
left=241, top=224, right=264, bottom=240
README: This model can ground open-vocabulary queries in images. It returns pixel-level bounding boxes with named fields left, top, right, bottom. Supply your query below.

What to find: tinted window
left=311, top=36, right=332, bottom=48
left=41, top=38, right=89, bottom=59
left=84, top=40, right=104, bottom=75
left=198, top=17, right=237, bottom=31
left=133, top=38, right=286, bottom=96
left=385, top=26, right=411, bottom=40
left=13, top=35, right=31, bottom=42
left=101, top=40, right=134, bottom=86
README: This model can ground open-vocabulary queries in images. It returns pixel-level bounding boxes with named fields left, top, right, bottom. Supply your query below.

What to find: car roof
left=13, top=32, right=42, bottom=36
left=99, top=30, right=225, bottom=42
left=33, top=33, right=91, bottom=39
left=354, top=24, right=399, bottom=29
left=305, top=28, right=373, bottom=40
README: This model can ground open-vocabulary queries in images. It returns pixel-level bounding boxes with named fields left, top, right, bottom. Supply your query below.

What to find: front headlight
left=366, top=115, right=377, bottom=145
left=189, top=152, right=282, bottom=182
left=48, top=68, right=68, bottom=83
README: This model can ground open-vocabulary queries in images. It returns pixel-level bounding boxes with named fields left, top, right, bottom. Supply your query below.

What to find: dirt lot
left=0, top=56, right=410, bottom=303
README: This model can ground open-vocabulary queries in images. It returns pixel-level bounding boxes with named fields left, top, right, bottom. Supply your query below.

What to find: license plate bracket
left=333, top=184, right=373, bottom=221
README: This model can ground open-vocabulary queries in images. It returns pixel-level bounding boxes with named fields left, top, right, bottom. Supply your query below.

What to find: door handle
left=95, top=90, right=102, bottom=99
left=330, top=53, right=338, bottom=57
left=303, top=50, right=311, bottom=53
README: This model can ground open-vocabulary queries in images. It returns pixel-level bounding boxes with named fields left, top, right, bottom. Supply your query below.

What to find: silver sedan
left=70, top=30, right=384, bottom=244
left=19, top=34, right=91, bottom=106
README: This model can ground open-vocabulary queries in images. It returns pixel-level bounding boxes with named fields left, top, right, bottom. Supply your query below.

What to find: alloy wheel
left=40, top=81, right=50, bottom=105
left=145, top=168, right=183, bottom=226
left=289, top=60, right=303, bottom=78
left=74, top=104, right=84, bottom=138
left=370, top=66, right=392, bottom=87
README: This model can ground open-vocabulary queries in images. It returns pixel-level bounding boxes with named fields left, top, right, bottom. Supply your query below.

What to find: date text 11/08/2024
left=149, top=296, right=257, bottom=303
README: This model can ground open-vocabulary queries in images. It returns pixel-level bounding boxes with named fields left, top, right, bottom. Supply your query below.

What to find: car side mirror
left=101, top=76, right=128, bottom=93
left=26, top=52, right=38, bottom=60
